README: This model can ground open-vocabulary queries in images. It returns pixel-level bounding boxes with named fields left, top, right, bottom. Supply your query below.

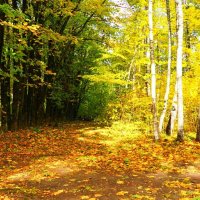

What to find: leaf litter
left=0, top=122, right=199, bottom=199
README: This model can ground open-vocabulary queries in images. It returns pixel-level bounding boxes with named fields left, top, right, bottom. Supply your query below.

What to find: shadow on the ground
left=0, top=122, right=200, bottom=200
left=1, top=166, right=200, bottom=200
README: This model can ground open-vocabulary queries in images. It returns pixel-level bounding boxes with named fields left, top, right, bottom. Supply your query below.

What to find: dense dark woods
left=0, top=0, right=200, bottom=141
left=0, top=0, right=113, bottom=130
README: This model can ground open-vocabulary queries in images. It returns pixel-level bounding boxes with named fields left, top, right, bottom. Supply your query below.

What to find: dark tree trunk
left=196, top=107, right=200, bottom=142
left=22, top=0, right=28, bottom=13
left=35, top=86, right=46, bottom=125
left=22, top=87, right=28, bottom=127
left=0, top=81, right=2, bottom=132
left=166, top=114, right=171, bottom=136
left=12, top=0, right=18, bottom=9
left=0, top=0, right=5, bottom=131
left=0, top=0, right=6, bottom=64
left=2, top=79, right=10, bottom=130
left=11, top=81, right=24, bottom=130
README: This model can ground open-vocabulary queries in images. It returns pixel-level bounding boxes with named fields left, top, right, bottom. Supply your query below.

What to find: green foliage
left=105, top=91, right=152, bottom=124
left=50, top=82, right=70, bottom=109
left=31, top=127, right=42, bottom=134
left=193, top=197, right=200, bottom=200
left=0, top=4, right=15, bottom=18
left=0, top=4, right=25, bottom=19
left=78, top=83, right=115, bottom=120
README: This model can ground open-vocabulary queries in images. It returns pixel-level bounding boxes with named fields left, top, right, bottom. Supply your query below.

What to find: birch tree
left=159, top=0, right=172, bottom=133
left=146, top=37, right=151, bottom=97
left=175, top=0, right=184, bottom=141
left=148, top=0, right=159, bottom=140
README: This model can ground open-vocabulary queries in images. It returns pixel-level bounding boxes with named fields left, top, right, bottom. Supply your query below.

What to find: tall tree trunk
left=22, top=0, right=28, bottom=13
left=146, top=37, right=151, bottom=97
left=185, top=3, right=190, bottom=71
left=175, top=0, right=184, bottom=142
left=126, top=56, right=135, bottom=89
left=0, top=81, right=2, bottom=132
left=0, top=1, right=5, bottom=64
left=0, top=0, right=5, bottom=132
left=149, top=0, right=159, bottom=140
left=159, top=0, right=172, bottom=133
left=6, top=27, right=14, bottom=129
left=196, top=106, right=200, bottom=142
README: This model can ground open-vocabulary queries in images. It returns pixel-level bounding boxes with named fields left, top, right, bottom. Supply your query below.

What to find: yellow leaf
left=183, top=177, right=191, bottom=183
left=81, top=196, right=90, bottom=200
left=147, top=175, right=155, bottom=178
left=116, top=191, right=128, bottom=196
left=94, top=194, right=102, bottom=197
left=180, top=190, right=187, bottom=196
left=117, top=180, right=124, bottom=184
left=53, top=190, right=64, bottom=195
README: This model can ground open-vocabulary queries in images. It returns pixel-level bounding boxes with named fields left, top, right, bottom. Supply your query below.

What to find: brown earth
left=0, top=122, right=200, bottom=200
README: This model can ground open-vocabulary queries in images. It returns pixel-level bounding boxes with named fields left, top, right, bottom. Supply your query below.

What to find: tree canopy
left=0, top=0, right=200, bottom=141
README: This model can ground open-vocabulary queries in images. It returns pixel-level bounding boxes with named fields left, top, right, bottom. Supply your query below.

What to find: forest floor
left=0, top=121, right=200, bottom=200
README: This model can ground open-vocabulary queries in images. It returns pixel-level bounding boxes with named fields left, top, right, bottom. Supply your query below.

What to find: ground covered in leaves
left=0, top=122, right=200, bottom=200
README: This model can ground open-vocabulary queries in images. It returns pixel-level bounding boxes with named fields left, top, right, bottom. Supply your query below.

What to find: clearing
left=0, top=122, right=200, bottom=200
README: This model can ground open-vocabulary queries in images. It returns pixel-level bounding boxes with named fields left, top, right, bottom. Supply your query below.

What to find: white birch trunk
left=175, top=0, right=184, bottom=141
left=146, top=38, right=151, bottom=97
left=149, top=0, right=159, bottom=140
left=159, top=0, right=172, bottom=133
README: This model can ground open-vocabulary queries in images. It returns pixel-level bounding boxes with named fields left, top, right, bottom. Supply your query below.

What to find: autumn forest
left=0, top=0, right=200, bottom=199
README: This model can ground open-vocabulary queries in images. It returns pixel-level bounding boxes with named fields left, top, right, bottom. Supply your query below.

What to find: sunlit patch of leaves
left=0, top=122, right=200, bottom=176
left=0, top=122, right=199, bottom=199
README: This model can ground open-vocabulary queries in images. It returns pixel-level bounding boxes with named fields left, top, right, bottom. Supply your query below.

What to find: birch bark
left=175, top=0, right=184, bottom=141
left=149, top=0, right=159, bottom=140
left=146, top=37, right=151, bottom=97
left=159, top=0, right=172, bottom=133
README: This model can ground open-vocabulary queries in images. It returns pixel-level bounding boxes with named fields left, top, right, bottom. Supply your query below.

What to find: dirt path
left=0, top=122, right=200, bottom=200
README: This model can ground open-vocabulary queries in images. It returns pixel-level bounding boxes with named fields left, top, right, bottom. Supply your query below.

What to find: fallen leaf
left=116, top=191, right=128, bottom=196
left=147, top=175, right=155, bottom=178
left=94, top=194, right=102, bottom=197
left=53, top=190, right=64, bottom=195
left=117, top=180, right=124, bottom=184
left=81, top=196, right=90, bottom=200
